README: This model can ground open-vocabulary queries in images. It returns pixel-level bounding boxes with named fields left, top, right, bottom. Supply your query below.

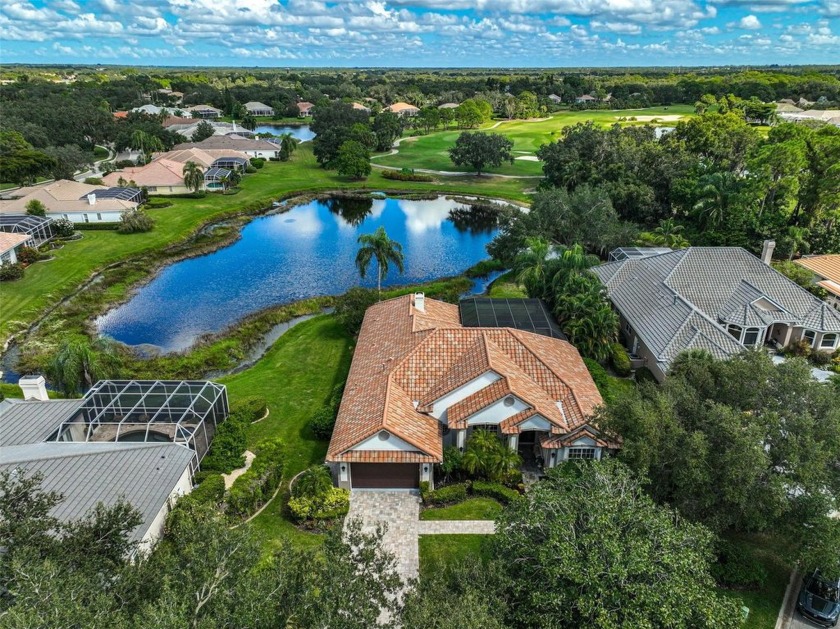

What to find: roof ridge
left=1, top=441, right=189, bottom=463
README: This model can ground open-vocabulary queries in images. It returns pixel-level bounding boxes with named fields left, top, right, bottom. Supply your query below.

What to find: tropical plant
left=278, top=132, right=298, bottom=161
left=47, top=337, right=120, bottom=394
left=355, top=226, right=405, bottom=296
left=692, top=171, right=739, bottom=227
left=117, top=208, right=154, bottom=234
left=637, top=218, right=691, bottom=249
left=182, top=160, right=204, bottom=193
left=240, top=112, right=257, bottom=131
left=461, top=429, right=521, bottom=482
left=554, top=273, right=618, bottom=361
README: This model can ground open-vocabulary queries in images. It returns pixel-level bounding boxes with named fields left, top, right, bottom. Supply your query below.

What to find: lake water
left=253, top=124, right=315, bottom=142
left=97, top=195, right=500, bottom=353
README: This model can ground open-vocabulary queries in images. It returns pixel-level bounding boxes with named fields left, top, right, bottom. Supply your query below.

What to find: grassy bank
left=0, top=143, right=531, bottom=344
left=419, top=534, right=493, bottom=576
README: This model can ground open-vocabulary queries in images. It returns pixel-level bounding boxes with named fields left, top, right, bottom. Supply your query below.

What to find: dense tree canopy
left=448, top=131, right=514, bottom=175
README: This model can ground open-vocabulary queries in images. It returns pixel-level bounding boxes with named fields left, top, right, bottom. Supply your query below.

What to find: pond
left=96, top=195, right=501, bottom=354
left=253, top=124, right=314, bottom=142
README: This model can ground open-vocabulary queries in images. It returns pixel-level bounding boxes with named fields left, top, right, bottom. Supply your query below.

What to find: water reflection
left=97, top=195, right=500, bottom=353
left=253, top=124, right=315, bottom=142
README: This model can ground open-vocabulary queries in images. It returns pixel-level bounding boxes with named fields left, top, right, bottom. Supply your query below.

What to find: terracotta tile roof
left=540, top=426, right=619, bottom=449
left=327, top=295, right=603, bottom=464
left=0, top=232, right=32, bottom=255
left=795, top=255, right=840, bottom=298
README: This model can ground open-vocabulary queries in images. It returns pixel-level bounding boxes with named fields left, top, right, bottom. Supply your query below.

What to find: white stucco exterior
left=138, top=464, right=193, bottom=555
left=60, top=210, right=126, bottom=223
left=352, top=431, right=418, bottom=452
left=430, top=371, right=501, bottom=421
left=465, top=395, right=528, bottom=426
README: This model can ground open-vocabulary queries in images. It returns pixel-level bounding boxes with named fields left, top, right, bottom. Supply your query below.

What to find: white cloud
left=733, top=14, right=762, bottom=28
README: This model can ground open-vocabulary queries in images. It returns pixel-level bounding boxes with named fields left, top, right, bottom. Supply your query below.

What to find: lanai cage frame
left=55, top=380, right=228, bottom=468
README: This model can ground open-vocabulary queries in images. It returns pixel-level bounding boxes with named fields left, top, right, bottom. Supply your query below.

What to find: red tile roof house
left=326, top=294, right=614, bottom=490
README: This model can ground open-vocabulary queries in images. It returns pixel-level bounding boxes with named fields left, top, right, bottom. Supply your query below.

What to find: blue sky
left=1, top=0, right=838, bottom=67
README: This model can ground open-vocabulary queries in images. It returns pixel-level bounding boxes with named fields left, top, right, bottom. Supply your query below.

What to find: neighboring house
left=166, top=120, right=251, bottom=139
left=778, top=109, right=840, bottom=127
left=592, top=244, right=840, bottom=381
left=386, top=102, right=420, bottom=117
left=113, top=110, right=129, bottom=119
left=160, top=147, right=252, bottom=169
left=186, top=104, right=222, bottom=118
left=172, top=135, right=281, bottom=159
left=296, top=102, right=315, bottom=117
left=795, top=254, right=840, bottom=311
left=0, top=377, right=228, bottom=554
left=211, top=156, right=249, bottom=171
left=102, top=159, right=192, bottom=195
left=547, top=94, right=562, bottom=104
left=575, top=94, right=597, bottom=103
left=775, top=103, right=803, bottom=114
left=131, top=104, right=190, bottom=117
left=351, top=102, right=371, bottom=113
left=438, top=102, right=459, bottom=109
left=326, top=294, right=612, bottom=490
left=244, top=101, right=274, bottom=117
left=0, top=232, right=34, bottom=266
left=0, top=180, right=142, bottom=223
left=162, top=116, right=198, bottom=129
left=0, top=214, right=54, bottom=245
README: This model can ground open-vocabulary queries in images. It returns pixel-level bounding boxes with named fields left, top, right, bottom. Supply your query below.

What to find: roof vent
left=414, top=292, right=425, bottom=313
left=503, top=396, right=516, bottom=407
left=378, top=430, right=391, bottom=441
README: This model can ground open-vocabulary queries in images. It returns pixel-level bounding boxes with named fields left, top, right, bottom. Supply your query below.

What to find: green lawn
left=419, top=534, right=493, bottom=577
left=375, top=106, right=696, bottom=176
left=487, top=270, right=527, bottom=298
left=218, top=314, right=353, bottom=551
left=0, top=144, right=531, bottom=343
left=717, top=534, right=792, bottom=629
left=420, top=498, right=502, bottom=521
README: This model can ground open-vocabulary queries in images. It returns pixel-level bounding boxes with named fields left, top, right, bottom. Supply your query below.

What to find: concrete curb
left=775, top=568, right=801, bottom=629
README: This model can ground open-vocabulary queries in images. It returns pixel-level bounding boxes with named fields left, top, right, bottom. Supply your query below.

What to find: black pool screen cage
left=0, top=214, right=54, bottom=245
left=459, top=298, right=567, bottom=340
left=56, top=380, right=228, bottom=465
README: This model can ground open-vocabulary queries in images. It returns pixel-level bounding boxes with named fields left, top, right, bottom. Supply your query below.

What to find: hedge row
left=381, top=169, right=433, bottom=182
left=226, top=438, right=284, bottom=520
left=181, top=474, right=226, bottom=508
left=420, top=480, right=521, bottom=506
left=288, top=486, right=349, bottom=521
left=73, top=222, right=121, bottom=230
left=201, top=396, right=268, bottom=473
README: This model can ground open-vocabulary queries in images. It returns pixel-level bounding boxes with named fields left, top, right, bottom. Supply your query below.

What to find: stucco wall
left=138, top=465, right=193, bottom=555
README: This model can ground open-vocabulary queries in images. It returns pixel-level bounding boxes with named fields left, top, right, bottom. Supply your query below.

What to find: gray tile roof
left=0, top=442, right=194, bottom=542
left=592, top=247, right=840, bottom=372
left=0, top=399, right=84, bottom=446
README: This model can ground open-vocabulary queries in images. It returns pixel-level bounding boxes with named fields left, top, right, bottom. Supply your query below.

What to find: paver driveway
left=345, top=490, right=422, bottom=583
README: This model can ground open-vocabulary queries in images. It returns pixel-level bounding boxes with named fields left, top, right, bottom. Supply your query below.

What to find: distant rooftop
left=609, top=246, right=673, bottom=262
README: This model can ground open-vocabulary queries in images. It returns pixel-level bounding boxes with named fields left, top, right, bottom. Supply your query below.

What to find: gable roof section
left=795, top=254, right=840, bottom=298
left=0, top=399, right=83, bottom=446
left=327, top=295, right=603, bottom=463
left=0, top=442, right=194, bottom=543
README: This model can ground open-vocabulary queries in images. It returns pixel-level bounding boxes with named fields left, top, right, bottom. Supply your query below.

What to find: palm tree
left=278, top=133, right=298, bottom=161
left=48, top=338, right=120, bottom=395
left=182, top=161, right=204, bottom=194
left=462, top=429, right=521, bottom=482
left=514, top=237, right=551, bottom=299
left=129, top=130, right=164, bottom=164
left=355, top=226, right=405, bottom=297
left=637, top=218, right=691, bottom=249
left=692, top=171, right=738, bottom=228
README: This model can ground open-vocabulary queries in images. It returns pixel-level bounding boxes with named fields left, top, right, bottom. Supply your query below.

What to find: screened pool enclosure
left=55, top=380, right=228, bottom=466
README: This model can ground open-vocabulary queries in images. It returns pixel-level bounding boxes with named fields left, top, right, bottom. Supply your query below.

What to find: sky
left=1, top=0, right=838, bottom=67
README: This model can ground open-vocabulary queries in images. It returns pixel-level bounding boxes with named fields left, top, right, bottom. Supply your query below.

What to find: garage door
left=351, top=463, right=419, bottom=489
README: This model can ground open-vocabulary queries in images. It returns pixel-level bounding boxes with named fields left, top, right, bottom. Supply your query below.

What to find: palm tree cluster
left=182, top=161, right=204, bottom=193
left=461, top=429, right=522, bottom=482
left=355, top=226, right=404, bottom=297
left=514, top=238, right=618, bottom=361
left=47, top=338, right=120, bottom=395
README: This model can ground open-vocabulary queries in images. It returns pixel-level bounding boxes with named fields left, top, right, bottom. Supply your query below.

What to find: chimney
left=87, top=193, right=96, bottom=206
left=19, top=375, right=49, bottom=402
left=760, top=240, right=775, bottom=265
left=414, top=292, right=425, bottom=313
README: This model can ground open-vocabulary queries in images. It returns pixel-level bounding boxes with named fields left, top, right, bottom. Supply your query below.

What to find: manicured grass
left=217, top=314, right=353, bottom=550
left=376, top=106, right=696, bottom=175
left=0, top=144, right=531, bottom=343
left=420, top=498, right=502, bottom=521
left=717, top=534, right=792, bottom=629
left=488, top=270, right=527, bottom=298
left=419, top=534, right=493, bottom=577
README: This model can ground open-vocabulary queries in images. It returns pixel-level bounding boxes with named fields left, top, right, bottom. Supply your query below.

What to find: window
left=743, top=328, right=760, bottom=346
left=804, top=330, right=816, bottom=347
left=567, top=447, right=596, bottom=460
left=820, top=333, right=838, bottom=349
left=475, top=424, right=498, bottom=434
left=83, top=214, right=90, bottom=223
left=96, top=213, right=102, bottom=221
left=727, top=324, right=742, bottom=340
left=624, top=321, right=632, bottom=335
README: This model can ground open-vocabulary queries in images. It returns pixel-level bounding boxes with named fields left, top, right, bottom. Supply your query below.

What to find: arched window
left=820, top=333, right=838, bottom=350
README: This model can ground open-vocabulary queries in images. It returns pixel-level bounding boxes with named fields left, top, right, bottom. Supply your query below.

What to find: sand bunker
left=622, top=114, right=684, bottom=122
left=515, top=155, right=541, bottom=161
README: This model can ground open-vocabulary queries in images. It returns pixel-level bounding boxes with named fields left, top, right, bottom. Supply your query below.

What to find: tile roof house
left=326, top=294, right=611, bottom=489
left=0, top=231, right=34, bottom=266
left=575, top=94, right=597, bottom=103
left=0, top=180, right=141, bottom=223
left=386, top=102, right=420, bottom=117
left=244, top=101, right=274, bottom=117
left=795, top=254, right=840, bottom=311
left=592, top=244, right=840, bottom=381
left=172, top=135, right=281, bottom=159
left=296, top=101, right=315, bottom=117
left=186, top=104, right=222, bottom=118
left=0, top=378, right=228, bottom=554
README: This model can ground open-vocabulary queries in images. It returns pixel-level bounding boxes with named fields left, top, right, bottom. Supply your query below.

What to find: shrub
left=184, top=474, right=225, bottom=507
left=226, top=438, right=284, bottom=519
left=15, top=246, right=40, bottom=265
left=115, top=159, right=136, bottom=168
left=201, top=414, right=248, bottom=473
left=419, top=480, right=431, bottom=503
left=250, top=158, right=265, bottom=168
left=309, top=406, right=337, bottom=440
left=809, top=350, right=832, bottom=367
left=471, top=481, right=521, bottom=505
left=288, top=487, right=350, bottom=521
left=74, top=222, right=120, bottom=230
left=425, top=483, right=468, bottom=506
left=144, top=197, right=172, bottom=209
left=610, top=343, right=632, bottom=377
left=117, top=208, right=155, bottom=234
left=786, top=339, right=811, bottom=358
left=232, top=395, right=267, bottom=423
left=51, top=218, right=75, bottom=238
left=84, top=177, right=104, bottom=185
left=711, top=540, right=768, bottom=589
left=0, top=263, right=24, bottom=281
left=464, top=258, right=506, bottom=278
left=437, top=446, right=463, bottom=484
left=25, top=199, right=47, bottom=217
left=334, top=286, right=379, bottom=336
left=245, top=165, right=257, bottom=174
left=292, top=465, right=333, bottom=499
left=381, top=169, right=433, bottom=182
